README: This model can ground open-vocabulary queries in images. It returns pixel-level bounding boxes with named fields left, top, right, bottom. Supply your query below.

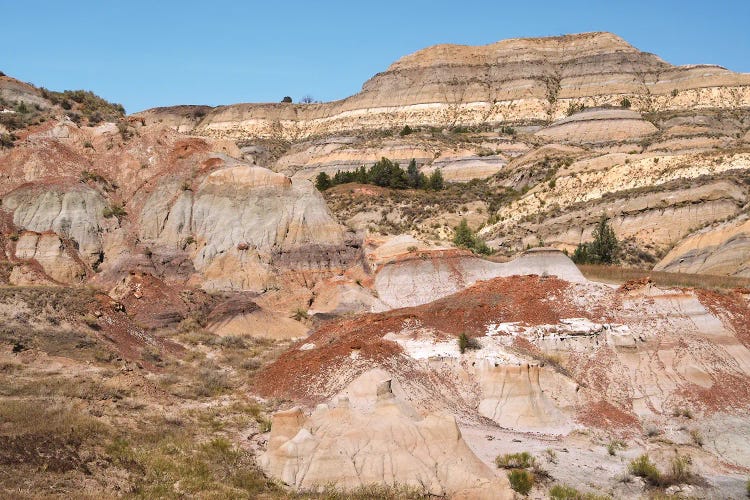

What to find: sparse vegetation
left=689, top=429, right=704, bottom=447
left=41, top=88, right=125, bottom=123
left=0, top=132, right=16, bottom=148
left=457, top=333, right=480, bottom=353
left=673, top=407, right=693, bottom=419
left=507, top=469, right=534, bottom=496
left=291, top=308, right=309, bottom=322
left=80, top=169, right=106, bottom=184
left=628, top=454, right=661, bottom=484
left=103, top=202, right=127, bottom=220
left=567, top=102, right=585, bottom=116
left=607, top=440, right=626, bottom=456
left=620, top=97, right=631, bottom=108
left=627, top=453, right=702, bottom=488
left=117, top=121, right=134, bottom=140
left=453, top=218, right=492, bottom=255
left=550, top=484, right=611, bottom=500
left=496, top=451, right=536, bottom=469
left=399, top=124, right=413, bottom=136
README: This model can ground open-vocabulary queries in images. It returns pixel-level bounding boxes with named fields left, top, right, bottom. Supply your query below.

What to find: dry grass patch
left=578, top=264, right=750, bottom=290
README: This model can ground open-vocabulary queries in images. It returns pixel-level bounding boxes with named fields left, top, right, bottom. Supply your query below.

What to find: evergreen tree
left=368, top=157, right=393, bottom=187
left=315, top=172, right=332, bottom=191
left=407, top=159, right=420, bottom=188
left=354, top=165, right=368, bottom=184
left=453, top=219, right=475, bottom=248
left=571, top=216, right=619, bottom=264
left=571, top=243, right=589, bottom=264
left=428, top=168, right=444, bottom=190
left=388, top=162, right=408, bottom=189
left=589, top=216, right=619, bottom=264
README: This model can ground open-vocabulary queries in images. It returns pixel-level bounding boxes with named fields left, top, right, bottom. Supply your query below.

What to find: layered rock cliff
left=138, top=32, right=750, bottom=140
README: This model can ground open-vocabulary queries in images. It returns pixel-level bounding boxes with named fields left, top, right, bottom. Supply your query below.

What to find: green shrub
left=406, top=158, right=427, bottom=189
left=550, top=484, right=610, bottom=499
left=291, top=308, right=309, bottom=321
left=620, top=97, right=631, bottom=108
left=507, top=469, right=534, bottom=496
left=550, top=484, right=580, bottom=499
left=627, top=454, right=699, bottom=487
left=315, top=157, right=440, bottom=192
left=496, top=451, right=536, bottom=469
left=42, top=88, right=125, bottom=122
left=0, top=132, right=16, bottom=148
left=453, top=218, right=493, bottom=255
left=628, top=454, right=661, bottom=485
left=399, top=124, right=413, bottom=136
left=457, top=333, right=480, bottom=353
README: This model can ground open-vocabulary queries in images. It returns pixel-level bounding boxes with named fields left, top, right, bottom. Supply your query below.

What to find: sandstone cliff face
left=260, top=379, right=512, bottom=499
left=656, top=217, right=750, bottom=277
left=138, top=32, right=750, bottom=141
left=3, top=185, right=106, bottom=266
left=14, top=231, right=87, bottom=284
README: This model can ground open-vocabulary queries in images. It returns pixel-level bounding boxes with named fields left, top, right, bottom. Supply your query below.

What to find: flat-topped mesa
left=137, top=32, right=750, bottom=140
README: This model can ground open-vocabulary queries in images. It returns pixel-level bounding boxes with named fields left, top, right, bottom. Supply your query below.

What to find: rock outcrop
left=476, top=362, right=575, bottom=433
left=260, top=378, right=512, bottom=499
left=14, top=231, right=87, bottom=284
left=656, top=218, right=750, bottom=277
left=136, top=160, right=352, bottom=291
left=3, top=184, right=106, bottom=266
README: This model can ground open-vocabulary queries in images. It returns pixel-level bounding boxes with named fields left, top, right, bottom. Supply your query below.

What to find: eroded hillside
left=1, top=31, right=750, bottom=499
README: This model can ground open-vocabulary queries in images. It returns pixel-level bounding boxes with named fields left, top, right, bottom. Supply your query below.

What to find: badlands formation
left=1, top=31, right=750, bottom=498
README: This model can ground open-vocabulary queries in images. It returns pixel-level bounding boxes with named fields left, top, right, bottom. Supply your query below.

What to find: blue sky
left=3, top=0, right=749, bottom=113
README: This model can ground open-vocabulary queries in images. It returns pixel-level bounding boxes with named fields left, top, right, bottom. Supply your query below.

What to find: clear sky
left=3, top=0, right=749, bottom=113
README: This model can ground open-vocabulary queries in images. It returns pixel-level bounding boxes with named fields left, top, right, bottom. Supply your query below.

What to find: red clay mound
left=254, top=275, right=589, bottom=402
